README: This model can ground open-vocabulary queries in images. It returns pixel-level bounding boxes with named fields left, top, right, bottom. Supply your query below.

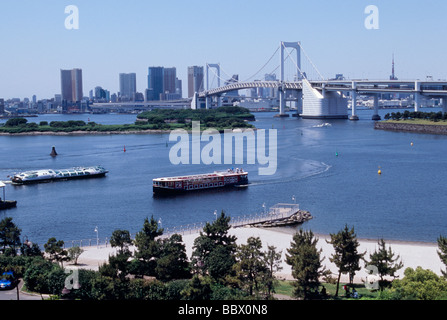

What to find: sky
left=1, top=0, right=447, bottom=100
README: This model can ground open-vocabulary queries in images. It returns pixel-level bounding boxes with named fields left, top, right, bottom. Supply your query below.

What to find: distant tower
left=390, top=54, right=398, bottom=80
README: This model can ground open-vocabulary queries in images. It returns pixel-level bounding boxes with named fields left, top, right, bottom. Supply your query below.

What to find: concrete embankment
left=374, top=121, right=447, bottom=135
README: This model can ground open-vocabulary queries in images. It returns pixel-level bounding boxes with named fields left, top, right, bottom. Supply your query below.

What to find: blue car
left=0, top=271, right=17, bottom=290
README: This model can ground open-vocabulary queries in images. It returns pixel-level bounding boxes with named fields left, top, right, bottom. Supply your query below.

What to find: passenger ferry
left=153, top=169, right=248, bottom=194
left=11, top=166, right=108, bottom=185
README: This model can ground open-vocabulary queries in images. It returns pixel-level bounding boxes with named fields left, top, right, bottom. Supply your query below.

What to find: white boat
left=11, top=166, right=108, bottom=185
left=313, top=123, right=332, bottom=128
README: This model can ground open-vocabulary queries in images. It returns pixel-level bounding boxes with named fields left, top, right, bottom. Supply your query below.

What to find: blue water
left=1, top=109, right=446, bottom=245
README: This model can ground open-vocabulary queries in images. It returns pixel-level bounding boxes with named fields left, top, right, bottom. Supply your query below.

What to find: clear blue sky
left=1, top=0, right=446, bottom=99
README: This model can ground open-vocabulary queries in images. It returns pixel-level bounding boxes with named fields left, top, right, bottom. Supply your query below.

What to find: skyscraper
left=188, top=66, right=204, bottom=98
left=147, top=67, right=164, bottom=101
left=61, top=68, right=83, bottom=102
left=163, top=67, right=176, bottom=97
left=119, top=73, right=137, bottom=101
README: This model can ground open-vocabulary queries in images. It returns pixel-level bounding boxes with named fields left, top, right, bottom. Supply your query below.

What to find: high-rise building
left=61, top=68, right=83, bottom=102
left=188, top=66, right=204, bottom=98
left=0, top=98, right=4, bottom=114
left=175, top=78, right=182, bottom=98
left=163, top=67, right=176, bottom=97
left=119, top=73, right=137, bottom=101
left=147, top=67, right=164, bottom=101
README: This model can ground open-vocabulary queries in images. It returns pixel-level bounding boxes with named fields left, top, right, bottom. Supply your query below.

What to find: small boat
left=313, top=123, right=332, bottom=128
left=11, top=166, right=108, bottom=185
left=153, top=169, right=248, bottom=194
left=0, top=182, right=16, bottom=210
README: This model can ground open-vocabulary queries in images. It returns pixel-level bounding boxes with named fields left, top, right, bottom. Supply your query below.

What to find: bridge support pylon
left=372, top=94, right=381, bottom=120
left=349, top=81, right=359, bottom=120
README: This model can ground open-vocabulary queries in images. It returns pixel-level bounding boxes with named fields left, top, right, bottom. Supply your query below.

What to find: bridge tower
left=206, top=63, right=221, bottom=109
left=279, top=41, right=302, bottom=116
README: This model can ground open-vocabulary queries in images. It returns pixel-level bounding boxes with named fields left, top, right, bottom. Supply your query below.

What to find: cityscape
left=1, top=55, right=445, bottom=118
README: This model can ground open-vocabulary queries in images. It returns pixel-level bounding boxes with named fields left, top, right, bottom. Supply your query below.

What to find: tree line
left=1, top=215, right=447, bottom=300
left=384, top=110, right=447, bottom=122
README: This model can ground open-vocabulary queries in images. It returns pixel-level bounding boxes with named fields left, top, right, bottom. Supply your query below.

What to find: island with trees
left=375, top=110, right=447, bottom=134
left=0, top=106, right=255, bottom=135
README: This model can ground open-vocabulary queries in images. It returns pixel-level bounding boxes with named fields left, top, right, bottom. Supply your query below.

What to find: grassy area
left=275, top=280, right=380, bottom=300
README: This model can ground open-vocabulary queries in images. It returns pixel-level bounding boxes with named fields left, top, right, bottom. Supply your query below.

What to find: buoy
left=335, top=152, right=339, bottom=157
left=123, top=145, right=126, bottom=152
left=411, top=142, right=414, bottom=146
left=378, top=169, right=382, bottom=175
left=50, top=146, right=58, bottom=157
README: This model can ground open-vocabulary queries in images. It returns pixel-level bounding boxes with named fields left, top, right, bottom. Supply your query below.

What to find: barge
left=153, top=169, right=248, bottom=194
left=11, top=166, right=108, bottom=185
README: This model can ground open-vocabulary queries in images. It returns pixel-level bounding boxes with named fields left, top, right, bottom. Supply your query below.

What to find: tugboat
left=0, top=182, right=16, bottom=210
left=11, top=166, right=108, bottom=185
left=153, top=168, right=248, bottom=195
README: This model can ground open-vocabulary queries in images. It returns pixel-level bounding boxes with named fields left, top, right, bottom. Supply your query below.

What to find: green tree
left=191, top=211, right=237, bottom=283
left=155, top=233, right=191, bottom=282
left=365, top=238, right=403, bottom=290
left=110, top=229, right=133, bottom=255
left=232, top=236, right=268, bottom=297
left=264, top=245, right=283, bottom=297
left=385, top=267, right=447, bottom=300
left=286, top=229, right=329, bottom=300
left=0, top=217, right=21, bottom=256
left=437, top=235, right=447, bottom=277
left=181, top=275, right=212, bottom=300
left=327, top=225, right=365, bottom=296
left=44, top=237, right=69, bottom=267
left=5, top=118, right=27, bottom=127
left=133, top=216, right=164, bottom=277
left=67, top=246, right=84, bottom=265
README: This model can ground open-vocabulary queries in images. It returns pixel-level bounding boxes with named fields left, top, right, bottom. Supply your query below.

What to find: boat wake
left=247, top=159, right=332, bottom=187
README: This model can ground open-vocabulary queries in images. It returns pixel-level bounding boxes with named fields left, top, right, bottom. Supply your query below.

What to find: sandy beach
left=74, top=226, right=445, bottom=285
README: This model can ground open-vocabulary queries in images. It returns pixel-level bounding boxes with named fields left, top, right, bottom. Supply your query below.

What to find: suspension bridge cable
left=240, top=45, right=281, bottom=82
left=298, top=43, right=325, bottom=80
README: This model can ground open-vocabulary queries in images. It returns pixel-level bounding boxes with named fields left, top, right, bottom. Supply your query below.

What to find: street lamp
left=292, top=195, right=296, bottom=204
left=94, top=226, right=99, bottom=248
left=214, top=210, right=217, bottom=220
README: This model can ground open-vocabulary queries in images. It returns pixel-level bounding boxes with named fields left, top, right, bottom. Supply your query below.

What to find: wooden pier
left=233, top=203, right=312, bottom=228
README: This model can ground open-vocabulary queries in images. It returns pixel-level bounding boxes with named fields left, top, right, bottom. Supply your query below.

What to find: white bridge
left=196, top=41, right=447, bottom=120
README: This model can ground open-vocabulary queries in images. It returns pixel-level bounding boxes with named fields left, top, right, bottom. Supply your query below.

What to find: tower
left=390, top=54, right=398, bottom=80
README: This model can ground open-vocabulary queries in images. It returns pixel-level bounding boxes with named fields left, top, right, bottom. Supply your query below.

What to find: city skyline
left=1, top=1, right=447, bottom=99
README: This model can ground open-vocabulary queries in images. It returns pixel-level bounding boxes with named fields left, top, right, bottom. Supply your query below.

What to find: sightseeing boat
left=10, top=166, right=109, bottom=185
left=153, top=169, right=248, bottom=194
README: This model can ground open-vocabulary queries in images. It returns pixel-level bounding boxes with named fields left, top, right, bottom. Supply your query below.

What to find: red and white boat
left=153, top=169, right=248, bottom=194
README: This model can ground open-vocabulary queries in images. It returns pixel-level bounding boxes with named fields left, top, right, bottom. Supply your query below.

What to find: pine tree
left=286, top=229, right=328, bottom=300
left=366, top=238, right=403, bottom=290
left=191, top=211, right=237, bottom=283
left=233, top=237, right=266, bottom=296
left=437, top=235, right=447, bottom=277
left=327, top=224, right=365, bottom=296
left=133, top=216, right=164, bottom=276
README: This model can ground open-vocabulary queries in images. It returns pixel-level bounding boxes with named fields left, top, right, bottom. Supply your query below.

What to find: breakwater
left=374, top=121, right=447, bottom=135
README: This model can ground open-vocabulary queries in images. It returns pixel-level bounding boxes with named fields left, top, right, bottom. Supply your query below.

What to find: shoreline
left=374, top=121, right=447, bottom=134
left=74, top=226, right=444, bottom=284
left=0, top=127, right=257, bottom=136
